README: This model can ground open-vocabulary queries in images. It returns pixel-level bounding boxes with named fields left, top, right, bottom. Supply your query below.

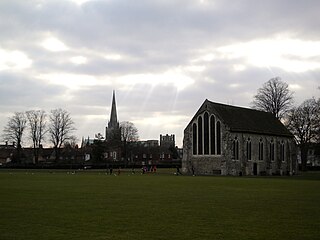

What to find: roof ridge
left=206, top=99, right=273, bottom=115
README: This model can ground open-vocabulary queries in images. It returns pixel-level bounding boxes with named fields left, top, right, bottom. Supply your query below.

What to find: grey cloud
left=0, top=73, right=64, bottom=109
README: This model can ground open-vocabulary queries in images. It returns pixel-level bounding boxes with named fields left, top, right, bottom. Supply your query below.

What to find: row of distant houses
left=0, top=134, right=182, bottom=168
left=1, top=135, right=319, bottom=171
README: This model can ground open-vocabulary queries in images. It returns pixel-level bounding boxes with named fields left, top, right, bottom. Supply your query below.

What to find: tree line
left=252, top=77, right=320, bottom=171
left=1, top=107, right=140, bottom=164
left=2, top=109, right=76, bottom=164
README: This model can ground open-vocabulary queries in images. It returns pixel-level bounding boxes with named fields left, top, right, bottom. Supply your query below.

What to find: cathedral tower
left=105, top=90, right=120, bottom=141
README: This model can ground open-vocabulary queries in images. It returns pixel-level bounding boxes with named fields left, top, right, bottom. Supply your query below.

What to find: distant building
left=297, top=143, right=320, bottom=167
left=182, top=99, right=297, bottom=176
left=160, top=134, right=175, bottom=148
left=0, top=141, right=15, bottom=149
left=0, top=148, right=13, bottom=165
left=81, top=137, right=95, bottom=147
left=80, top=91, right=123, bottom=166
left=79, top=100, right=182, bottom=167
left=137, top=140, right=159, bottom=147
left=123, top=134, right=181, bottom=167
left=105, top=90, right=121, bottom=142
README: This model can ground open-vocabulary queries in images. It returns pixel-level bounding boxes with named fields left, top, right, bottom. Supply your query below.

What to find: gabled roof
left=190, top=99, right=293, bottom=137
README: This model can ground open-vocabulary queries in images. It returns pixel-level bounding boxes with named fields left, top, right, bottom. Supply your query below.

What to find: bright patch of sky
left=69, top=0, right=92, bottom=5
left=218, top=38, right=320, bottom=73
left=0, top=49, right=32, bottom=71
left=41, top=37, right=69, bottom=52
left=37, top=73, right=100, bottom=90
left=289, top=84, right=302, bottom=90
left=118, top=70, right=195, bottom=91
left=70, top=56, right=88, bottom=65
left=104, top=54, right=123, bottom=61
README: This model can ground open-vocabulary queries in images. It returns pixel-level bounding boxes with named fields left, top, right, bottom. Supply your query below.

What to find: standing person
left=191, top=165, right=195, bottom=176
left=176, top=166, right=181, bottom=175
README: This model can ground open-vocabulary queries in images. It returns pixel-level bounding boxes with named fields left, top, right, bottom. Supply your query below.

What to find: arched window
left=210, top=115, right=216, bottom=155
left=192, top=123, right=197, bottom=155
left=246, top=138, right=252, bottom=160
left=216, top=121, right=221, bottom=155
left=270, top=140, right=275, bottom=161
left=280, top=140, right=285, bottom=162
left=198, top=116, right=203, bottom=155
left=232, top=137, right=239, bottom=160
left=259, top=139, right=264, bottom=160
left=204, top=112, right=209, bottom=155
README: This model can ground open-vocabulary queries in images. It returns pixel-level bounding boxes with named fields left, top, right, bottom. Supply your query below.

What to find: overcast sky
left=0, top=0, right=319, bottom=147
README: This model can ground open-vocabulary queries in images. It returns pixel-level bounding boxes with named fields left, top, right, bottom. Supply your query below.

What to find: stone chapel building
left=182, top=99, right=297, bottom=176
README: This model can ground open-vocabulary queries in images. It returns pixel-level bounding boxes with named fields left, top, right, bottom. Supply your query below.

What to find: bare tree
left=120, top=121, right=139, bottom=142
left=120, top=121, right=139, bottom=166
left=286, top=98, right=320, bottom=171
left=26, top=110, right=47, bottom=164
left=252, top=77, right=294, bottom=119
left=2, top=112, right=27, bottom=163
left=48, top=109, right=76, bottom=161
left=63, top=136, right=78, bottom=148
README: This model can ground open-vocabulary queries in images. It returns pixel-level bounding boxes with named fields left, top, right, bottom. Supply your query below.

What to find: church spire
left=108, top=90, right=118, bottom=128
left=106, top=90, right=120, bottom=141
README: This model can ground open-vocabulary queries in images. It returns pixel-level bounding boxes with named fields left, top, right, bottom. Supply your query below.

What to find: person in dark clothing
left=176, top=166, right=181, bottom=175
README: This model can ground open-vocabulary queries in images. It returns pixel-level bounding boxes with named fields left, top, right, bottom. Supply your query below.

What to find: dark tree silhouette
left=286, top=98, right=320, bottom=171
left=2, top=112, right=27, bottom=163
left=120, top=121, right=139, bottom=142
left=120, top=121, right=139, bottom=166
left=252, top=77, right=294, bottom=119
left=26, top=110, right=46, bottom=164
left=48, top=109, right=76, bottom=162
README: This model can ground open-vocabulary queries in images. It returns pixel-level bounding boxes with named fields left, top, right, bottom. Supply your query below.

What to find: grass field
left=0, top=169, right=319, bottom=240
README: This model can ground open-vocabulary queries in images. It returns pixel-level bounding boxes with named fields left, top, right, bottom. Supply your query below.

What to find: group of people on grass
left=107, top=165, right=158, bottom=175
left=141, top=165, right=157, bottom=174
left=106, top=165, right=195, bottom=176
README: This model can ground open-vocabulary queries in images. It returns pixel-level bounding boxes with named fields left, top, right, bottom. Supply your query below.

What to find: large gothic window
left=280, top=141, right=285, bottom=162
left=204, top=112, right=209, bottom=155
left=192, top=123, right=197, bottom=155
left=216, top=121, right=221, bottom=155
left=259, top=139, right=264, bottom=160
left=232, top=137, right=239, bottom=160
left=210, top=115, right=215, bottom=155
left=192, top=114, right=221, bottom=156
left=198, top=116, right=203, bottom=155
left=246, top=138, right=252, bottom=161
left=270, top=140, right=275, bottom=162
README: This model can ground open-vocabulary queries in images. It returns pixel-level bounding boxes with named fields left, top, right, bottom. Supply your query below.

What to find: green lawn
left=0, top=169, right=319, bottom=240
